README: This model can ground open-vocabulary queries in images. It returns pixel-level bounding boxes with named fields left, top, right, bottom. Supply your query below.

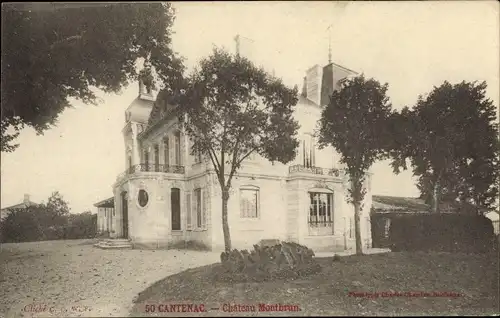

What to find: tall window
left=171, top=188, right=181, bottom=230
left=194, top=150, right=202, bottom=164
left=302, top=134, right=316, bottom=168
left=174, top=131, right=181, bottom=165
left=163, top=137, right=170, bottom=166
left=143, top=149, right=149, bottom=171
left=309, top=192, right=333, bottom=226
left=186, top=193, right=192, bottom=229
left=194, top=188, right=203, bottom=228
left=240, top=188, right=259, bottom=218
left=154, top=144, right=160, bottom=172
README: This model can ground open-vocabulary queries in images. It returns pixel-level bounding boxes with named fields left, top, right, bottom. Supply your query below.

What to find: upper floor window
left=154, top=144, right=160, bottom=171
left=143, top=149, right=150, bottom=171
left=302, top=134, right=316, bottom=168
left=174, top=131, right=181, bottom=165
left=194, top=149, right=203, bottom=164
left=247, top=151, right=257, bottom=162
left=163, top=137, right=170, bottom=166
left=240, top=187, right=259, bottom=218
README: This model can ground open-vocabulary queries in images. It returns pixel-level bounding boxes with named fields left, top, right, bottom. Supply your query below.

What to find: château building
left=104, top=61, right=373, bottom=252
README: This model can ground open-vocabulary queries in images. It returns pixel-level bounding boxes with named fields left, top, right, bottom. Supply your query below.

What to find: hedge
left=385, top=214, right=496, bottom=253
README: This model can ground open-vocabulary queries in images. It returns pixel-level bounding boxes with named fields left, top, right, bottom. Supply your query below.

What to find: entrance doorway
left=121, top=191, right=129, bottom=238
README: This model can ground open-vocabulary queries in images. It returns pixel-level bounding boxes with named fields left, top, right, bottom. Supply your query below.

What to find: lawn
left=130, top=251, right=499, bottom=316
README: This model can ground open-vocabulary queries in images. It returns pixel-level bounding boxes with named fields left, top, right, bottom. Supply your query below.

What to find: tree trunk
left=432, top=178, right=441, bottom=214
left=354, top=200, right=363, bottom=255
left=222, top=188, right=232, bottom=252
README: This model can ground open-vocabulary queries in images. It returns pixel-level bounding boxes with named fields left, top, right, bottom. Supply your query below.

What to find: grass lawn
left=130, top=251, right=499, bottom=316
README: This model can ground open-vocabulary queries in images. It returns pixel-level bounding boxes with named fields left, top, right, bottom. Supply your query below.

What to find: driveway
left=0, top=240, right=220, bottom=317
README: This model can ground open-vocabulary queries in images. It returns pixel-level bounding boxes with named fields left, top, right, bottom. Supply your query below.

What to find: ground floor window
left=309, top=192, right=333, bottom=226
left=194, top=188, right=203, bottom=228
left=308, top=192, right=334, bottom=236
left=240, top=188, right=259, bottom=218
left=171, top=188, right=181, bottom=231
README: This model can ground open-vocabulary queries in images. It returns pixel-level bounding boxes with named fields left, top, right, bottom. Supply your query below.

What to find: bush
left=64, top=212, right=97, bottom=239
left=389, top=214, right=496, bottom=253
left=216, top=241, right=321, bottom=283
left=0, top=207, right=97, bottom=243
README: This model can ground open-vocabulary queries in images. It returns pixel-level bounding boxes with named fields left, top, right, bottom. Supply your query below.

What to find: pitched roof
left=1, top=200, right=39, bottom=211
left=372, top=195, right=429, bottom=213
left=371, top=195, right=483, bottom=215
left=94, top=197, right=115, bottom=208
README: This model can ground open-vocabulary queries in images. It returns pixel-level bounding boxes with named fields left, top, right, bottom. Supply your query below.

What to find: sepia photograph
left=1, top=1, right=499, bottom=317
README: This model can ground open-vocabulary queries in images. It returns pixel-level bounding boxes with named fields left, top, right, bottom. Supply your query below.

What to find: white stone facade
left=110, top=62, right=373, bottom=253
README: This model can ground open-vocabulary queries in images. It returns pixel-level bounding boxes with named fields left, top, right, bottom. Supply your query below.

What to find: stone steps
left=94, top=238, right=133, bottom=250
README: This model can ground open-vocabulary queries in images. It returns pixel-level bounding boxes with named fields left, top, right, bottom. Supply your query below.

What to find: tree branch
left=207, top=145, right=221, bottom=180
left=236, top=146, right=259, bottom=167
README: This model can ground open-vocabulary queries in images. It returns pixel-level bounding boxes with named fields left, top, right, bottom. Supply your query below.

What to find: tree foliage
left=179, top=48, right=300, bottom=252
left=47, top=191, right=71, bottom=217
left=0, top=192, right=97, bottom=242
left=318, top=75, right=392, bottom=255
left=1, top=3, right=184, bottom=152
left=389, top=81, right=499, bottom=214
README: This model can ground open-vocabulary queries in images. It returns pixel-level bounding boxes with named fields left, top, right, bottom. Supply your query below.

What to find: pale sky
left=1, top=1, right=499, bottom=214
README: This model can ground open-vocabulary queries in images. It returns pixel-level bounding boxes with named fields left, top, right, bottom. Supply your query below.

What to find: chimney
left=305, top=65, right=322, bottom=105
left=23, top=194, right=30, bottom=204
left=320, top=63, right=358, bottom=106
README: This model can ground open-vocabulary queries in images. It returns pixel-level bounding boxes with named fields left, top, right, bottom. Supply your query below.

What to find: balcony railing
left=132, top=164, right=185, bottom=174
left=116, top=164, right=185, bottom=181
left=288, top=165, right=341, bottom=177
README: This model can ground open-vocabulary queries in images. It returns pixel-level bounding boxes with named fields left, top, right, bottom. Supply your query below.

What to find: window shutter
left=192, top=191, right=197, bottom=229
left=202, top=189, right=207, bottom=230
left=186, top=193, right=192, bottom=230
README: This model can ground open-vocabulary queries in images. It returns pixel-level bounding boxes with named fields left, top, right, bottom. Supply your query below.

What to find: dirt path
left=0, top=240, right=220, bottom=317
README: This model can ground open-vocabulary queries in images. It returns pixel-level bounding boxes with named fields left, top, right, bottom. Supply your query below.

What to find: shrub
left=0, top=208, right=97, bottom=243
left=216, top=241, right=321, bottom=283
left=389, top=214, right=496, bottom=253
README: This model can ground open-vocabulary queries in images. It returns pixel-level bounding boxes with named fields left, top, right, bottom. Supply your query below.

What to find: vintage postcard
left=1, top=1, right=499, bottom=317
